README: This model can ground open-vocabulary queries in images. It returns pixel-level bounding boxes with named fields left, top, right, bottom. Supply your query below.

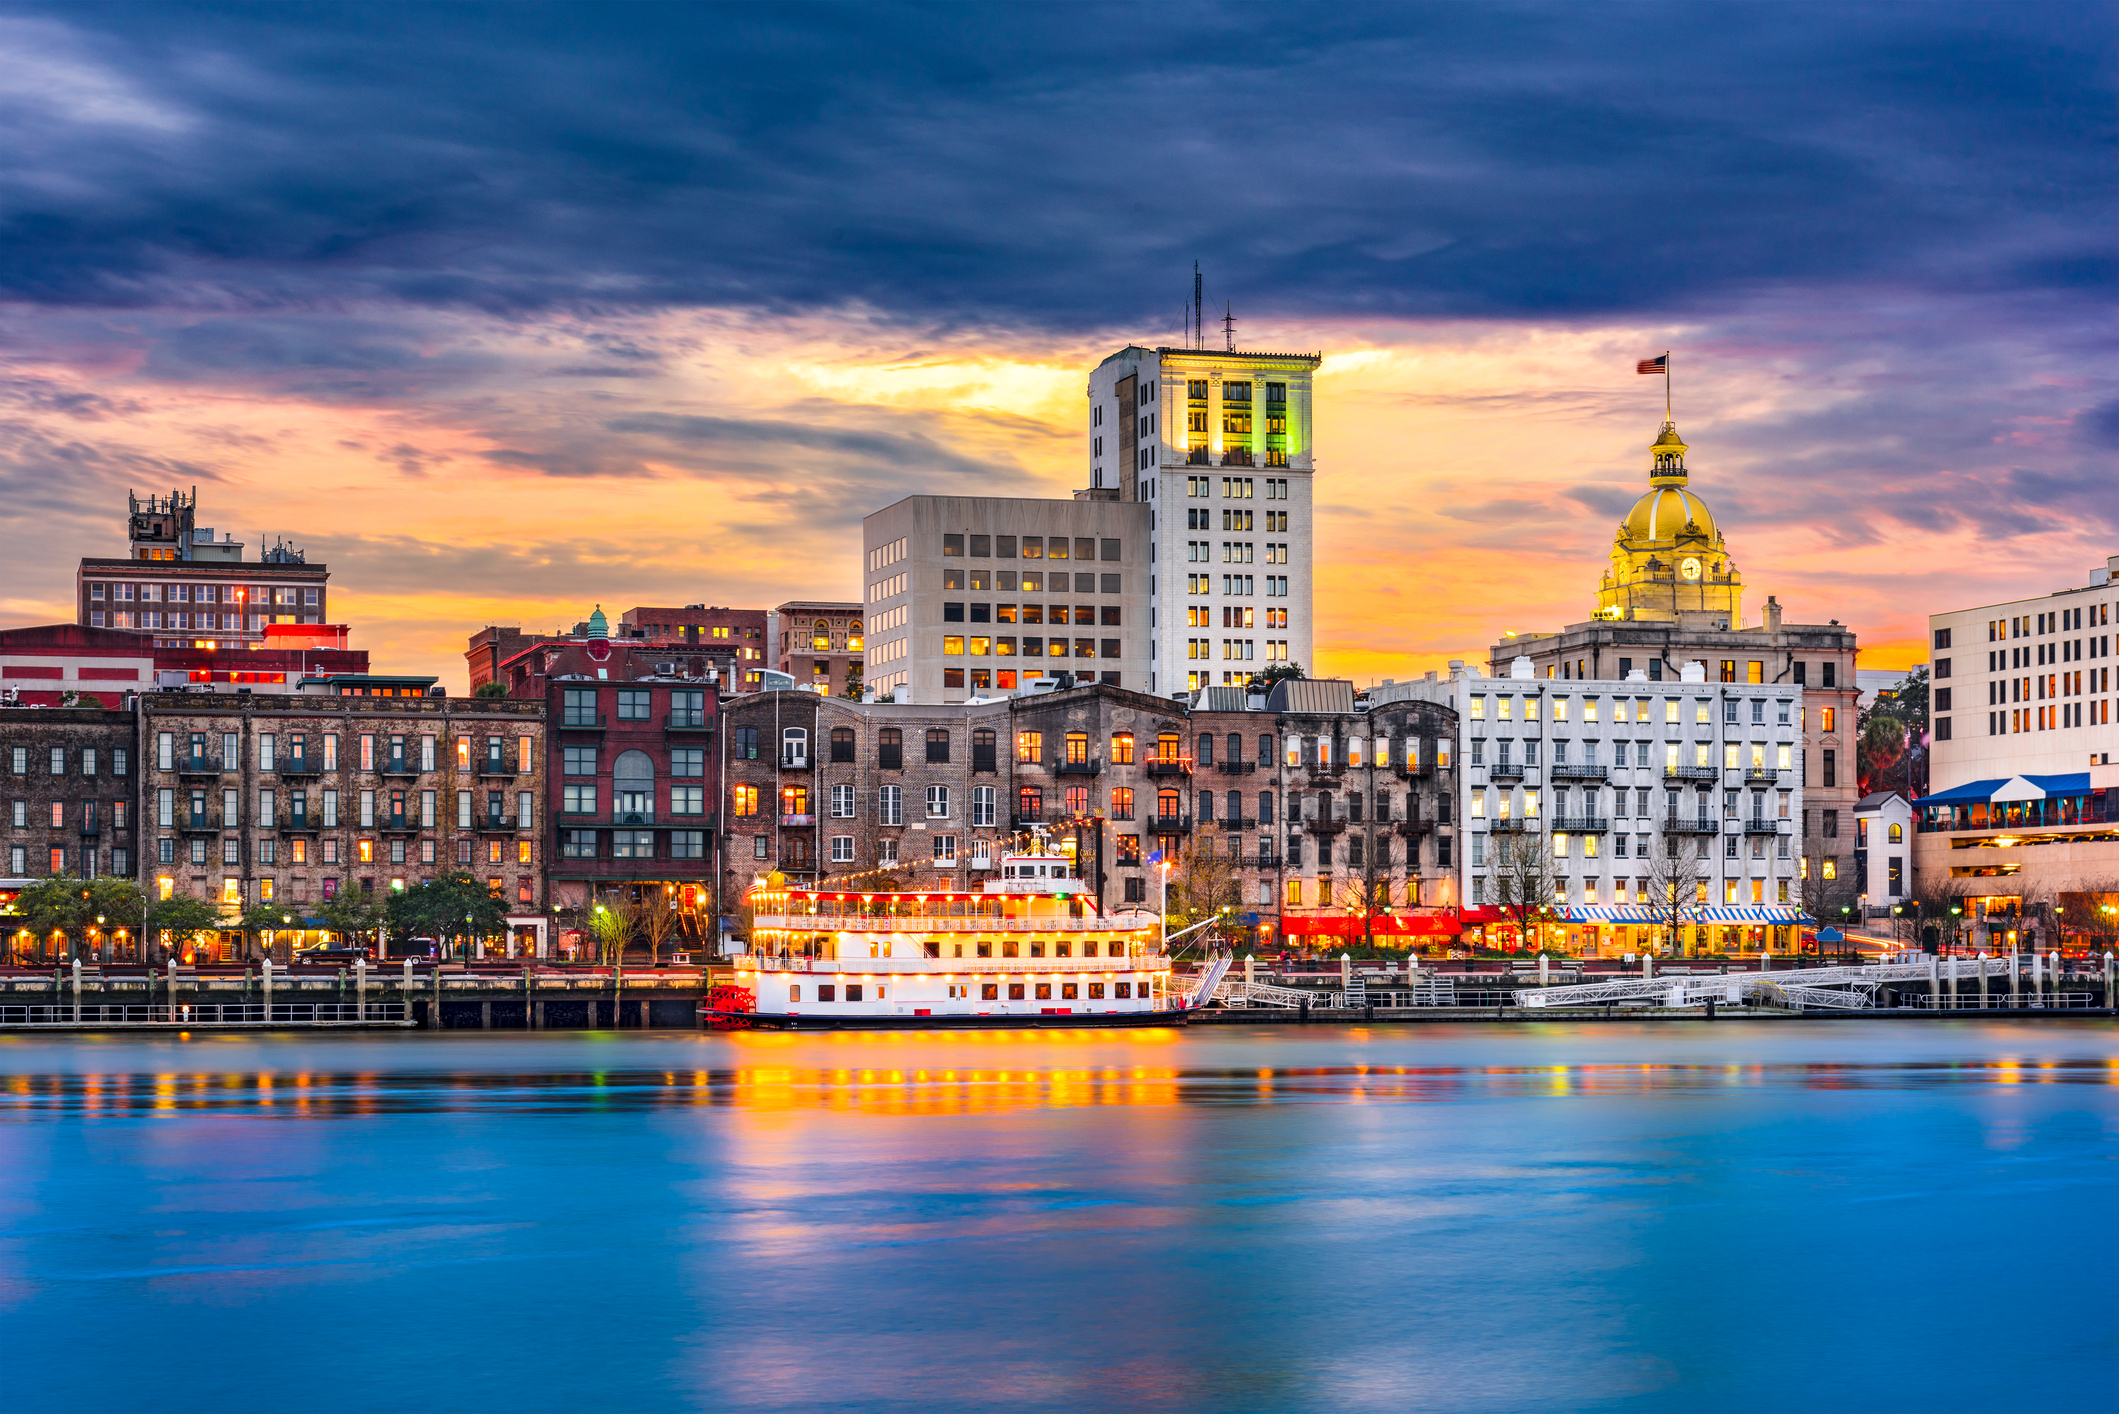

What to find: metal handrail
left=1550, top=764, right=1608, bottom=781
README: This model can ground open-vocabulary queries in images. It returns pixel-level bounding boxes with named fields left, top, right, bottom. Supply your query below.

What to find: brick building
left=470, top=606, right=769, bottom=695
left=0, top=624, right=156, bottom=707
left=771, top=600, right=864, bottom=698
left=78, top=489, right=331, bottom=648
left=2, top=707, right=143, bottom=959
left=138, top=690, right=547, bottom=960
left=498, top=632, right=721, bottom=925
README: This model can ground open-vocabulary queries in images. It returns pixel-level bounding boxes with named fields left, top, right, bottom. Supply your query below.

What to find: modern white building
left=1914, top=553, right=2119, bottom=945
left=1456, top=656, right=1810, bottom=955
left=1085, top=344, right=1320, bottom=696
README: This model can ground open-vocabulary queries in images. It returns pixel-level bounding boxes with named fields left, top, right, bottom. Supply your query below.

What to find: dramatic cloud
left=0, top=2, right=2111, bottom=683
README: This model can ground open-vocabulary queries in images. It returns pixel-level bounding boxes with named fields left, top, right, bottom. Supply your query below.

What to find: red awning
left=1279, top=913, right=1464, bottom=938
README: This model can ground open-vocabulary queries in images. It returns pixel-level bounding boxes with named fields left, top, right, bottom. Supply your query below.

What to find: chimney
left=1764, top=595, right=1783, bottom=634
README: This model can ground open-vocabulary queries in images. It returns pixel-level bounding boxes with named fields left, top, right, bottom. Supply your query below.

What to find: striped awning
left=1564, top=906, right=1665, bottom=923
left=1695, top=907, right=1810, bottom=923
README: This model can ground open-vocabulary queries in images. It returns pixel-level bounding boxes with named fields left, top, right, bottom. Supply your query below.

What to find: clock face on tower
left=1680, top=557, right=1703, bottom=581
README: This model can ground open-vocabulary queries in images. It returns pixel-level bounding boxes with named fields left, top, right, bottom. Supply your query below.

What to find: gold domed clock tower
left=1594, top=419, right=1743, bottom=623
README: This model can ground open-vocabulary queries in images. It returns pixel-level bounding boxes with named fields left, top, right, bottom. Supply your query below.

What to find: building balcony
left=1394, top=817, right=1437, bottom=837
left=77, top=820, right=100, bottom=837
left=1303, top=815, right=1347, bottom=835
left=1205, top=815, right=1257, bottom=831
left=1221, top=448, right=1255, bottom=467
left=379, top=815, right=420, bottom=835
left=176, top=756, right=222, bottom=779
left=476, top=757, right=519, bottom=777
left=665, top=712, right=712, bottom=732
left=379, top=759, right=421, bottom=778
left=1011, top=812, right=1046, bottom=828
left=559, top=713, right=607, bottom=732
left=1743, top=768, right=1784, bottom=784
left=1665, top=765, right=1718, bottom=782
left=779, top=753, right=810, bottom=770
left=1146, top=760, right=1190, bottom=777
left=278, top=757, right=325, bottom=778
left=1392, top=759, right=1436, bottom=778
left=1550, top=815, right=1610, bottom=833
left=278, top=816, right=321, bottom=835
left=1487, top=763, right=1526, bottom=782
left=177, top=812, right=222, bottom=834
left=1663, top=815, right=1720, bottom=834
left=1056, top=760, right=1101, bottom=776
left=1742, top=817, right=1792, bottom=835
left=1151, top=814, right=1192, bottom=834
left=1254, top=850, right=1282, bottom=868
left=1216, top=760, right=1257, bottom=775
left=1488, top=818, right=1534, bottom=834
left=474, top=813, right=523, bottom=832
left=1550, top=764, right=1609, bottom=782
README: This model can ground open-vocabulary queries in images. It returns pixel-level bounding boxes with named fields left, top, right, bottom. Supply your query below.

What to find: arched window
left=830, top=726, right=855, bottom=762
left=781, top=727, right=808, bottom=766
left=1156, top=789, right=1181, bottom=823
left=812, top=621, right=831, bottom=651
left=1888, top=822, right=1903, bottom=843
left=926, top=728, right=951, bottom=763
left=614, top=750, right=655, bottom=824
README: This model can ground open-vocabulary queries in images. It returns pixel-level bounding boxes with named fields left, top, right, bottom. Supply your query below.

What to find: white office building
left=1086, top=343, right=1320, bottom=696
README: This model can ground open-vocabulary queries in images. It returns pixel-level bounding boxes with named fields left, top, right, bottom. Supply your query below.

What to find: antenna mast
left=1193, top=262, right=1203, bottom=349
left=1223, top=302, right=1235, bottom=352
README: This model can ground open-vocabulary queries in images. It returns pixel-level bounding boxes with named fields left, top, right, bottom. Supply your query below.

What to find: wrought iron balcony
left=1216, top=760, right=1257, bottom=775
left=379, top=814, right=419, bottom=834
left=477, top=813, right=523, bottom=832
left=477, top=756, right=519, bottom=776
left=1742, top=817, right=1791, bottom=835
left=1487, top=763, right=1526, bottom=781
left=379, top=758, right=421, bottom=777
left=1488, top=818, right=1534, bottom=833
left=1664, top=765, right=1718, bottom=782
left=1056, top=760, right=1102, bottom=775
left=1204, top=815, right=1257, bottom=831
left=1550, top=764, right=1609, bottom=782
left=176, top=755, right=222, bottom=778
left=278, top=814, right=320, bottom=835
left=1303, top=815, right=1348, bottom=835
left=1151, top=814, right=1193, bottom=834
left=1394, top=817, right=1437, bottom=836
left=1146, top=759, right=1190, bottom=776
left=1663, top=815, right=1720, bottom=834
left=1392, top=758, right=1436, bottom=778
left=177, top=811, right=222, bottom=834
left=278, top=756, right=324, bottom=777
left=1743, top=768, right=1783, bottom=784
left=1550, top=815, right=1610, bottom=833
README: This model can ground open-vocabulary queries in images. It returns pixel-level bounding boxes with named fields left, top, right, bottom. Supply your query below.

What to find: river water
left=3, top=1021, right=2115, bottom=1412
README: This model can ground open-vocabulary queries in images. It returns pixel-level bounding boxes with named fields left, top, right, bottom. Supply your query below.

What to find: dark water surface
left=3, top=1021, right=2116, bottom=1413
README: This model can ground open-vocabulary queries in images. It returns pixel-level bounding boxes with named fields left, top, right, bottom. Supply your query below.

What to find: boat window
left=1002, top=941, right=1020, bottom=958
left=1082, top=941, right=1099, bottom=957
left=1055, top=941, right=1072, bottom=957
left=1029, top=941, right=1044, bottom=957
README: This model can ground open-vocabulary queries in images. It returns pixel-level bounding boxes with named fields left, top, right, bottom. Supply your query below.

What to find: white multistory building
left=1455, top=656, right=1810, bottom=955
left=1086, top=343, right=1319, bottom=697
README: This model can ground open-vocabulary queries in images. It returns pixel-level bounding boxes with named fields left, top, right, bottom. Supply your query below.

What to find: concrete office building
left=1086, top=343, right=1320, bottom=695
left=861, top=495, right=1149, bottom=705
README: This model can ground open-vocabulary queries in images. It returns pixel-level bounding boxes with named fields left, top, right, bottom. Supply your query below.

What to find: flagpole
left=1665, top=350, right=1672, bottom=421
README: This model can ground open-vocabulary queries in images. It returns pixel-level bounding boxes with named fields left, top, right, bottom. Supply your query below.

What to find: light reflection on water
left=2, top=1022, right=2117, bottom=1414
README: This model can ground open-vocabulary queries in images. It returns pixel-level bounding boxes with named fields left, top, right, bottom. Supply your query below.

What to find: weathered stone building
left=2, top=706, right=142, bottom=956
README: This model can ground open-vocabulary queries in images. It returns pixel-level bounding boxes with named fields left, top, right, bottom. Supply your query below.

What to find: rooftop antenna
left=1193, top=261, right=1203, bottom=349
left=1223, top=302, right=1236, bottom=352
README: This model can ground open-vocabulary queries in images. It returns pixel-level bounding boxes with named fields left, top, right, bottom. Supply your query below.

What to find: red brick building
left=498, top=631, right=723, bottom=930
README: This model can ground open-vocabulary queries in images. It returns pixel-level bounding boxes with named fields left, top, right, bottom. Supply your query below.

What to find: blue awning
left=1914, top=778, right=2008, bottom=806
left=1915, top=773, right=2095, bottom=807
left=1696, top=907, right=1811, bottom=923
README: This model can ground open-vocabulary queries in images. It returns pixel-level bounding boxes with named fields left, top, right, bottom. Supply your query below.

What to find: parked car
left=293, top=944, right=371, bottom=966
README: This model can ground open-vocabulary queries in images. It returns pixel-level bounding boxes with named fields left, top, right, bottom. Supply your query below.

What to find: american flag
left=1637, top=355, right=1668, bottom=375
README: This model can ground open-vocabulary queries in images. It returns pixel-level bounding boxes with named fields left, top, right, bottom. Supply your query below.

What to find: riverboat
left=701, top=851, right=1211, bottom=1029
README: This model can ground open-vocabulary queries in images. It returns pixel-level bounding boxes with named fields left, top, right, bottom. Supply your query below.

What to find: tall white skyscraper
left=1086, top=343, right=1319, bottom=695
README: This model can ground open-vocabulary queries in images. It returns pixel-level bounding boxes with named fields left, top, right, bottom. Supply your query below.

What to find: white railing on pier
left=0, top=1001, right=412, bottom=1027
left=1520, top=955, right=2024, bottom=1011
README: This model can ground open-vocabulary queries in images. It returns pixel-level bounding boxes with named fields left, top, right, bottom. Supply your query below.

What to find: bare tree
left=1488, top=830, right=1558, bottom=952
left=2059, top=877, right=2119, bottom=955
left=1898, top=874, right=1974, bottom=954
left=1167, top=840, right=1241, bottom=954
left=1799, top=831, right=1863, bottom=943
left=629, top=887, right=684, bottom=967
left=1644, top=831, right=1705, bottom=956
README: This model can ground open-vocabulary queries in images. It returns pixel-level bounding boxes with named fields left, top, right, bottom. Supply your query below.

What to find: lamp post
left=465, top=911, right=475, bottom=965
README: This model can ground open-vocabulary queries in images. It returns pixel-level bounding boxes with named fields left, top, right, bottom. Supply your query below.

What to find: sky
left=1, top=2, right=2114, bottom=690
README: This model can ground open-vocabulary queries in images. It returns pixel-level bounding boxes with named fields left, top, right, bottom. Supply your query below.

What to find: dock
left=0, top=963, right=708, bottom=1031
